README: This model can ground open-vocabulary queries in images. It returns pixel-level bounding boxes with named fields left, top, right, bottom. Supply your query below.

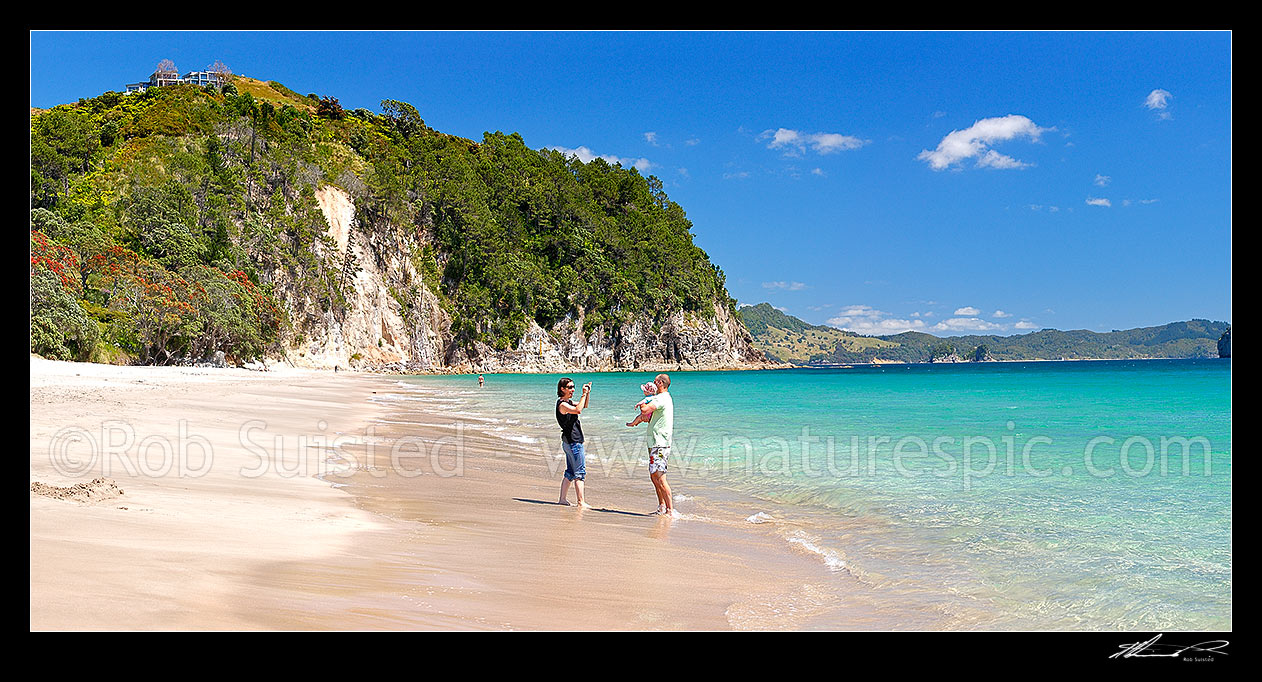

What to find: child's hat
left=641, top=381, right=658, bottom=394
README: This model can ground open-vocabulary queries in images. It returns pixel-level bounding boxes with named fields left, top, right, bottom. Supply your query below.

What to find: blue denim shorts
left=562, top=440, right=586, bottom=481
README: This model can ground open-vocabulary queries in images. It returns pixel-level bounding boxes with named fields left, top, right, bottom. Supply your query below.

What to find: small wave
left=372, top=392, right=463, bottom=405
left=443, top=411, right=501, bottom=423
left=374, top=419, right=460, bottom=428
left=787, top=531, right=849, bottom=572
left=746, top=512, right=774, bottom=524
left=677, top=512, right=717, bottom=522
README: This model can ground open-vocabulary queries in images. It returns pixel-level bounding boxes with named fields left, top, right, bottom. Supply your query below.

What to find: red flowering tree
left=183, top=265, right=282, bottom=361
left=82, top=246, right=195, bottom=363
left=30, top=229, right=81, bottom=290
left=83, top=246, right=282, bottom=364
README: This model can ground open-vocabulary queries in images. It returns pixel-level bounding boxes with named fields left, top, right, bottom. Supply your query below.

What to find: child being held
left=626, top=381, right=658, bottom=427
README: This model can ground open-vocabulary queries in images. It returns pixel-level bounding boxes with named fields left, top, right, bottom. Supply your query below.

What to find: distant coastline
left=795, top=356, right=1231, bottom=369
left=739, top=303, right=1230, bottom=366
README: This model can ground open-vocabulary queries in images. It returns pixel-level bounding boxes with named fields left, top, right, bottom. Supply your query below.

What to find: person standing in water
left=556, top=378, right=592, bottom=508
left=628, top=373, right=675, bottom=516
left=478, top=374, right=484, bottom=388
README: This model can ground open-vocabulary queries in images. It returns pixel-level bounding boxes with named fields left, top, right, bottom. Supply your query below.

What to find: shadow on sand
left=512, top=498, right=655, bottom=517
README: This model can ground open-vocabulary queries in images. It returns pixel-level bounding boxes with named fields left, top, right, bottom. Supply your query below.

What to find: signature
left=1110, top=634, right=1230, bottom=659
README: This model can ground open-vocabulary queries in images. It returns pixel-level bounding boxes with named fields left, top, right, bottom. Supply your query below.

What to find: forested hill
left=736, top=302, right=898, bottom=364
left=740, top=303, right=1230, bottom=364
left=30, top=77, right=767, bottom=371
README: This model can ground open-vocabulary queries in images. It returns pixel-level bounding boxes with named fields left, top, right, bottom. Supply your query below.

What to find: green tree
left=30, top=269, right=99, bottom=361
left=31, top=108, right=99, bottom=206
left=123, top=180, right=207, bottom=270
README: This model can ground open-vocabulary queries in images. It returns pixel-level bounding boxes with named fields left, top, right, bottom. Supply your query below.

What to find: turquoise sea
left=397, top=359, right=1231, bottom=629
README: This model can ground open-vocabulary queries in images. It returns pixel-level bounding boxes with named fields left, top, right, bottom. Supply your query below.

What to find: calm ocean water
left=397, top=359, right=1231, bottom=629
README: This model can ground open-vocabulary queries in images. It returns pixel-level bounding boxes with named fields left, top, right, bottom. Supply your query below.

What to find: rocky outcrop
left=273, top=186, right=775, bottom=373
left=1218, top=329, right=1231, bottom=358
left=445, top=301, right=775, bottom=373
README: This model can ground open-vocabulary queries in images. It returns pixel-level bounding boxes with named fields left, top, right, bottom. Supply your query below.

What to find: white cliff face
left=279, top=186, right=438, bottom=371
left=275, top=186, right=774, bottom=373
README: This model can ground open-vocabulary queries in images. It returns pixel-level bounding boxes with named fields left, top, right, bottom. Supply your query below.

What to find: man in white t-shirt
left=630, top=373, right=675, bottom=516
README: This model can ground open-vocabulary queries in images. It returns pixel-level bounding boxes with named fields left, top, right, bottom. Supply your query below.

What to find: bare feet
left=578, top=501, right=593, bottom=510
left=650, top=504, right=666, bottom=516
left=558, top=499, right=572, bottom=506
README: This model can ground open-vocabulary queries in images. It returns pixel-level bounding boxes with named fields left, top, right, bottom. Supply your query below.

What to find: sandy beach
left=32, top=356, right=924, bottom=631
left=29, top=357, right=393, bottom=629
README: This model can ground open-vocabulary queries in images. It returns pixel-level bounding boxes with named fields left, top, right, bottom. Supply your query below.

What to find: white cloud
left=1014, top=320, right=1038, bottom=330
left=811, top=168, right=825, bottom=176
left=1140, top=198, right=1160, bottom=204
left=827, top=305, right=927, bottom=335
left=723, top=171, right=751, bottom=180
left=644, top=132, right=660, bottom=146
left=1145, top=89, right=1172, bottom=110
left=932, top=317, right=1003, bottom=332
left=1145, top=89, right=1173, bottom=120
left=1094, top=174, right=1111, bottom=187
left=685, top=138, right=700, bottom=146
left=993, top=310, right=1012, bottom=318
left=954, top=306, right=982, bottom=316
left=1086, top=197, right=1112, bottom=207
left=759, top=128, right=868, bottom=156
left=976, top=150, right=1031, bottom=169
left=918, top=115, right=1050, bottom=171
left=762, top=281, right=807, bottom=291
left=548, top=145, right=653, bottom=173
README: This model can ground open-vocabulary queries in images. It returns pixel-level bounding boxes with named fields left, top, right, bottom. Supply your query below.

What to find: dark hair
left=557, top=377, right=574, bottom=397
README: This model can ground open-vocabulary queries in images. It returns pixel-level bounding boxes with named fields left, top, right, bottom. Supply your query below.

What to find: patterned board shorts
left=649, top=445, right=670, bottom=475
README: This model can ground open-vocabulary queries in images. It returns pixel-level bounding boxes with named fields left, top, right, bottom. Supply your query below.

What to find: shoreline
left=30, top=354, right=1224, bottom=380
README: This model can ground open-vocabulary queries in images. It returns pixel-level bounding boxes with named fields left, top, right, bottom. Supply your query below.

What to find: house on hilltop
left=125, top=59, right=231, bottom=93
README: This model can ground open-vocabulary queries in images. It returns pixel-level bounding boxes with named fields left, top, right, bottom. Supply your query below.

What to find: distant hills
left=738, top=303, right=1231, bottom=364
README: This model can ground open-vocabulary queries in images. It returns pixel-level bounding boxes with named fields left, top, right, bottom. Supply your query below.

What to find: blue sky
left=30, top=31, right=1232, bottom=336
